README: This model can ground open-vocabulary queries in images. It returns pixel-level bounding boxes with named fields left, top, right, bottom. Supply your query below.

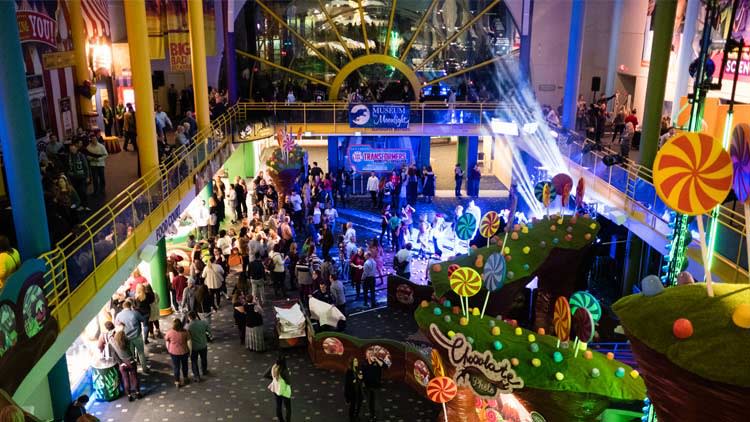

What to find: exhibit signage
left=349, top=104, right=410, bottom=129
left=429, top=324, right=524, bottom=399
left=346, top=144, right=413, bottom=173
left=16, top=11, right=56, bottom=48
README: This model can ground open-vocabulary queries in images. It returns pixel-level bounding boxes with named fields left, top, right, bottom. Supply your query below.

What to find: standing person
left=186, top=311, right=211, bottom=382
left=167, top=84, right=178, bottom=118
left=289, top=190, right=303, bottom=230
left=269, top=244, right=287, bottom=298
left=108, top=327, right=142, bottom=401
left=0, top=236, right=21, bottom=290
left=320, top=225, right=334, bottom=259
left=621, top=122, right=635, bottom=159
left=133, top=284, right=154, bottom=344
left=329, top=273, right=346, bottom=314
left=122, top=103, right=137, bottom=152
left=195, top=200, right=210, bottom=240
left=338, top=169, right=350, bottom=207
left=65, top=144, right=90, bottom=210
left=367, top=172, right=380, bottom=207
left=101, top=99, right=114, bottom=137
left=202, top=256, right=225, bottom=310
left=114, top=102, right=125, bottom=137
left=164, top=318, right=191, bottom=388
left=470, top=163, right=481, bottom=198
left=380, top=206, right=392, bottom=249
left=361, top=252, right=377, bottom=308
left=248, top=252, right=266, bottom=305
left=154, top=105, right=172, bottom=142
left=172, top=265, right=187, bottom=310
left=344, top=357, right=364, bottom=422
left=454, top=163, right=463, bottom=197
left=310, top=161, right=323, bottom=181
left=422, top=166, right=435, bottom=203
left=85, top=133, right=108, bottom=196
left=115, top=300, right=148, bottom=374
left=147, top=284, right=162, bottom=339
left=406, top=168, right=419, bottom=206
left=349, top=248, right=365, bottom=301
left=244, top=296, right=266, bottom=351
left=611, top=106, right=626, bottom=144
left=267, top=356, right=292, bottom=422
left=362, top=354, right=387, bottom=421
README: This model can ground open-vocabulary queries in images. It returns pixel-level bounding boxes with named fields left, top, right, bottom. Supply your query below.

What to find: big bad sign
left=17, top=11, right=56, bottom=48
left=169, top=37, right=192, bottom=72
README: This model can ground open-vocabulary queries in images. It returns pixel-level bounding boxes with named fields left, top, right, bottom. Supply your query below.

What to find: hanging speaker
left=591, top=76, right=601, bottom=92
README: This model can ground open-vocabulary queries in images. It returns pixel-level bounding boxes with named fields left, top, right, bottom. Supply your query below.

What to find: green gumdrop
left=488, top=320, right=496, bottom=328
left=493, top=341, right=503, bottom=351
left=553, top=351, right=563, bottom=363
left=443, top=315, right=452, bottom=323
left=433, top=307, right=442, bottom=316
left=615, top=367, right=625, bottom=378
left=591, top=368, right=600, bottom=378
left=529, top=343, right=540, bottom=353
left=467, top=336, right=475, bottom=344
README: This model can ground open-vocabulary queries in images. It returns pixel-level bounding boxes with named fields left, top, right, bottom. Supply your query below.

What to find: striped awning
left=82, top=0, right=111, bottom=40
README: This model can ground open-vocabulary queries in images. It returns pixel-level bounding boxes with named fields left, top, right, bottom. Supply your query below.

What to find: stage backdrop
left=329, top=136, right=430, bottom=175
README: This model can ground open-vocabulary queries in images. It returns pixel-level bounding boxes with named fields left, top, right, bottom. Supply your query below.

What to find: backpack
left=393, top=254, right=407, bottom=274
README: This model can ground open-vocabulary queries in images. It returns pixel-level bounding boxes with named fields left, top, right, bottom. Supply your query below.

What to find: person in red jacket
left=172, top=266, right=188, bottom=311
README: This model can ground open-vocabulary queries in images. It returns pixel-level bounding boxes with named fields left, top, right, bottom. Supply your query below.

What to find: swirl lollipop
left=731, top=123, right=750, bottom=282
left=569, top=291, right=601, bottom=323
left=456, top=213, right=477, bottom=241
left=427, top=376, right=458, bottom=422
left=480, top=211, right=500, bottom=246
left=561, top=182, right=572, bottom=214
left=450, top=267, right=482, bottom=319
left=553, top=296, right=571, bottom=341
left=480, top=253, right=506, bottom=318
left=654, top=132, right=733, bottom=296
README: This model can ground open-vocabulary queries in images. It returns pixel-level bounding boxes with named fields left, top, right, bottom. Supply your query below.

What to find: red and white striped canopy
left=82, top=0, right=110, bottom=40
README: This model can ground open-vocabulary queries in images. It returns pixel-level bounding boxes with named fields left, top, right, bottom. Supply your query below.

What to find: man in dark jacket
left=362, top=355, right=387, bottom=421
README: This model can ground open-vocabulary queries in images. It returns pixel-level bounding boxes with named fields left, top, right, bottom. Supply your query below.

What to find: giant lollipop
left=480, top=253, right=506, bottom=318
left=730, top=123, right=750, bottom=281
left=654, top=132, right=733, bottom=296
left=450, top=267, right=482, bottom=319
left=575, top=178, right=586, bottom=210
left=456, top=213, right=477, bottom=241
left=535, top=181, right=557, bottom=217
left=561, top=183, right=572, bottom=214
left=552, top=173, right=573, bottom=197
left=569, top=291, right=601, bottom=323
left=427, top=376, right=458, bottom=422
left=480, top=211, right=500, bottom=246
left=553, top=296, right=572, bottom=341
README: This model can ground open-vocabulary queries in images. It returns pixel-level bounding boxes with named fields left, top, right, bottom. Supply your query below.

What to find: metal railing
left=38, top=105, right=266, bottom=330
left=233, top=101, right=508, bottom=134
left=558, top=137, right=750, bottom=281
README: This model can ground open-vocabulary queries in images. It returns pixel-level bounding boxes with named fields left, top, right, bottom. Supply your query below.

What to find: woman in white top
left=269, top=244, right=287, bottom=298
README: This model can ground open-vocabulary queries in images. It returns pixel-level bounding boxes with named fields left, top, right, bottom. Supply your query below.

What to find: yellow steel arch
left=329, top=54, right=420, bottom=100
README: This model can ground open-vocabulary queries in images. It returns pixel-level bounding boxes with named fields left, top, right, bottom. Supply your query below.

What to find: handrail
left=39, top=106, right=255, bottom=331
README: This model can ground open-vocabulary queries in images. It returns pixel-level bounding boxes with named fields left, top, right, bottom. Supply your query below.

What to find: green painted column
left=639, top=0, right=678, bottom=169
left=457, top=137, right=468, bottom=171
left=150, top=238, right=171, bottom=314
left=47, top=355, right=72, bottom=420
left=623, top=233, right=644, bottom=296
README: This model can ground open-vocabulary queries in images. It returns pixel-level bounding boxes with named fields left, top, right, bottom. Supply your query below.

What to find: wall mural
left=0, top=259, right=59, bottom=396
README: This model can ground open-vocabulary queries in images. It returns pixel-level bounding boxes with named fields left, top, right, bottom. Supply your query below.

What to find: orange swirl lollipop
left=450, top=267, right=482, bottom=298
left=427, top=376, right=457, bottom=403
left=653, top=132, right=733, bottom=216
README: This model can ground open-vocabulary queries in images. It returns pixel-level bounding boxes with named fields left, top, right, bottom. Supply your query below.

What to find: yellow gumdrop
left=555, top=372, right=565, bottom=381
left=521, top=225, right=529, bottom=234
left=557, top=218, right=564, bottom=225
left=511, top=232, right=520, bottom=240
left=491, top=326, right=501, bottom=336
left=527, top=334, right=536, bottom=343
left=590, top=223, right=597, bottom=230
left=472, top=307, right=480, bottom=316
left=531, top=358, right=541, bottom=367
left=732, top=303, right=750, bottom=329
left=448, top=330, right=456, bottom=338
left=460, top=317, right=469, bottom=326
left=522, top=246, right=531, bottom=254
left=420, top=300, right=430, bottom=308
left=514, top=327, right=523, bottom=336
left=504, top=247, right=511, bottom=254
left=630, top=370, right=640, bottom=379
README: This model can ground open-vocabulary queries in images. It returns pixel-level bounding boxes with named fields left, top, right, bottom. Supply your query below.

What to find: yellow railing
left=39, top=105, right=268, bottom=330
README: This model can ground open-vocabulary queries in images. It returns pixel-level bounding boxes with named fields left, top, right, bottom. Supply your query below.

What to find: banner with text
left=349, top=104, right=410, bottom=129
left=346, top=144, right=413, bottom=173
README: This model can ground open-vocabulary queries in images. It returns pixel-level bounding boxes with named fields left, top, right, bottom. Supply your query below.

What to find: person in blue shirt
left=361, top=252, right=377, bottom=308
left=115, top=300, right=148, bottom=373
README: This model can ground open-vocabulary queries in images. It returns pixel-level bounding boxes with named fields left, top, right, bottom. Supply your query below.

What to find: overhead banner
left=16, top=11, right=57, bottom=48
left=346, top=144, right=413, bottom=173
left=349, top=104, right=410, bottom=129
left=148, top=0, right=216, bottom=62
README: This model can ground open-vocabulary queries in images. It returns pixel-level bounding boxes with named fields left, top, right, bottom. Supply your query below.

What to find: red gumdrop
left=673, top=318, right=693, bottom=339
left=448, top=264, right=460, bottom=277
